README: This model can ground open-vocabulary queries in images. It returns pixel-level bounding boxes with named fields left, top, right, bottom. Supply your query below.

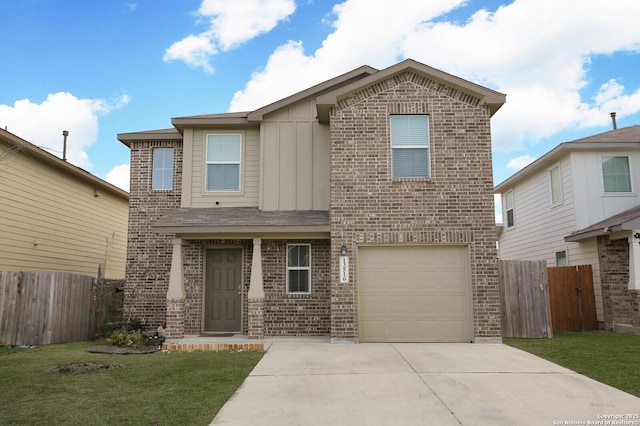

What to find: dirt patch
left=49, top=361, right=123, bottom=374
left=88, top=344, right=161, bottom=355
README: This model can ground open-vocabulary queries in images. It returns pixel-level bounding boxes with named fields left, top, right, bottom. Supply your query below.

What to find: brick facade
left=598, top=236, right=640, bottom=328
left=124, top=63, right=503, bottom=341
left=329, top=71, right=501, bottom=340
left=262, top=240, right=331, bottom=336
left=124, top=139, right=181, bottom=328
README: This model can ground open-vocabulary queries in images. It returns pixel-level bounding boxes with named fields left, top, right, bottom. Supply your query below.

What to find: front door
left=205, top=249, right=242, bottom=332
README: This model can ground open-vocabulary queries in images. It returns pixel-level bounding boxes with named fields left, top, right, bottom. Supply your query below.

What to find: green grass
left=505, top=330, right=640, bottom=397
left=0, top=341, right=263, bottom=425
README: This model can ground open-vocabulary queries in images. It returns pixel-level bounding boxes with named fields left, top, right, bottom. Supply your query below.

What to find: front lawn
left=504, top=330, right=640, bottom=397
left=0, top=341, right=263, bottom=425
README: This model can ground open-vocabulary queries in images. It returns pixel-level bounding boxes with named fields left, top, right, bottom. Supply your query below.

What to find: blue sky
left=2, top=0, right=640, bottom=214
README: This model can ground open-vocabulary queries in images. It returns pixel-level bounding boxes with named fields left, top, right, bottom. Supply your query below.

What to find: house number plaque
left=340, top=256, right=349, bottom=283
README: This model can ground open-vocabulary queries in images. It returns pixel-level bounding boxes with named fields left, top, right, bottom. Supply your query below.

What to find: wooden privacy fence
left=547, top=265, right=597, bottom=331
left=0, top=271, right=94, bottom=346
left=499, top=260, right=553, bottom=338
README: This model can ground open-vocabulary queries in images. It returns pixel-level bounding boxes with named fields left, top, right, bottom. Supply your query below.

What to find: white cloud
left=0, top=92, right=130, bottom=170
left=163, top=35, right=217, bottom=73
left=105, top=163, right=130, bottom=192
left=507, top=155, right=536, bottom=170
left=164, top=0, right=295, bottom=72
left=228, top=0, right=640, bottom=149
left=231, top=0, right=465, bottom=111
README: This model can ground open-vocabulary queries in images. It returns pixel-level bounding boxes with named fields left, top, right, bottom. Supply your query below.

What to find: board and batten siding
left=498, top=154, right=604, bottom=320
left=0, top=143, right=128, bottom=279
left=186, top=128, right=260, bottom=208
left=260, top=98, right=330, bottom=211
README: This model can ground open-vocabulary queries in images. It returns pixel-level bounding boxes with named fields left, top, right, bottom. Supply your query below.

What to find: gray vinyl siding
left=0, top=143, right=128, bottom=278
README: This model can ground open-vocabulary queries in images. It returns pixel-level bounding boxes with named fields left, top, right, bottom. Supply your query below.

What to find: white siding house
left=495, top=125, right=640, bottom=323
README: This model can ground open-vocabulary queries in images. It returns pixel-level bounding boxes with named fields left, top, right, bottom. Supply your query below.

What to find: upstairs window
left=287, top=244, right=311, bottom=294
left=601, top=156, right=631, bottom=193
left=206, top=134, right=241, bottom=192
left=505, top=190, right=515, bottom=228
left=152, top=147, right=174, bottom=191
left=550, top=165, right=562, bottom=205
left=390, top=115, right=430, bottom=178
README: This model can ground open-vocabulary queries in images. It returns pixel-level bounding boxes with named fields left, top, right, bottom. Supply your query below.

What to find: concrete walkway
left=212, top=341, right=640, bottom=425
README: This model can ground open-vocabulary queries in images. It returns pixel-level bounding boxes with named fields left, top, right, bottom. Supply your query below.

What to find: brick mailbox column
left=248, top=238, right=265, bottom=339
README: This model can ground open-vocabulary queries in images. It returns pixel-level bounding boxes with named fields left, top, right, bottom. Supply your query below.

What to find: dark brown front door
left=205, top=249, right=242, bottom=332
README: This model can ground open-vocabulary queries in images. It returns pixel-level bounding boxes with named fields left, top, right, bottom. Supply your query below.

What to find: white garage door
left=358, top=245, right=472, bottom=343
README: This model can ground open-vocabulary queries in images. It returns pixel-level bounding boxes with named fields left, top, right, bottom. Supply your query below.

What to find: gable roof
left=1, top=128, right=129, bottom=199
left=565, top=203, right=640, bottom=242
left=494, top=125, right=640, bottom=193
left=169, top=65, right=378, bottom=132
left=120, top=58, right=505, bottom=142
left=316, top=59, right=506, bottom=122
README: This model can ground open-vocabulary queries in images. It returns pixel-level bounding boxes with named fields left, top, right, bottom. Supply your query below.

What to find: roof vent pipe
left=610, top=112, right=617, bottom=130
left=62, top=130, right=69, bottom=161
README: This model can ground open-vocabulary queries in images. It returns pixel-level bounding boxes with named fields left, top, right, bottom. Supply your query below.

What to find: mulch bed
left=87, top=344, right=161, bottom=355
left=48, top=345, right=160, bottom=374
left=49, top=361, right=123, bottom=374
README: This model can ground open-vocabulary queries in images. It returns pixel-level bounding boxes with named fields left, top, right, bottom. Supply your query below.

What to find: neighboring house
left=495, top=125, right=640, bottom=330
left=118, top=59, right=506, bottom=343
left=0, top=128, right=129, bottom=279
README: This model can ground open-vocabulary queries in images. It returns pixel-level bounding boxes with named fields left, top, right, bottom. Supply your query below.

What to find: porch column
left=629, top=232, right=640, bottom=290
left=166, top=238, right=185, bottom=339
left=248, top=238, right=265, bottom=339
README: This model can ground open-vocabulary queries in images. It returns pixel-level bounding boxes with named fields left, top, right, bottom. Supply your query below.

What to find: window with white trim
left=206, top=134, right=241, bottom=192
left=601, top=155, right=631, bottom=193
left=152, top=147, right=174, bottom=191
left=555, top=250, right=568, bottom=267
left=390, top=115, right=430, bottom=178
left=550, top=165, right=562, bottom=205
left=505, top=190, right=515, bottom=228
left=287, top=244, right=310, bottom=294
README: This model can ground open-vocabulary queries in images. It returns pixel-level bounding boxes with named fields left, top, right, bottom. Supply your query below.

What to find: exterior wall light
left=340, top=245, right=348, bottom=256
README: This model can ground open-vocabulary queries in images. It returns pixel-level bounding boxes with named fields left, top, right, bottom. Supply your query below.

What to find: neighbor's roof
left=0, top=128, right=129, bottom=199
left=565, top=204, right=640, bottom=242
left=152, top=207, right=330, bottom=237
left=494, top=125, right=640, bottom=193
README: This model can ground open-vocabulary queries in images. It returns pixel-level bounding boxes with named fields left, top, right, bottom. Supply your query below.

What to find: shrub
left=107, top=321, right=155, bottom=347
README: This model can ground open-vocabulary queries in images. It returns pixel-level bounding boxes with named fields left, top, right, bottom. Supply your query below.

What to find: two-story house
left=495, top=125, right=640, bottom=330
left=119, top=59, right=506, bottom=343
left=0, top=128, right=128, bottom=279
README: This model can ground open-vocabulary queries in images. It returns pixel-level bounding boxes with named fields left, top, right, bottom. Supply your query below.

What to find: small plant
left=107, top=317, right=155, bottom=347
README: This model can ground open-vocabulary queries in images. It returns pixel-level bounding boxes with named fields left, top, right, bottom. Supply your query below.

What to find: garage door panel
left=360, top=295, right=385, bottom=315
left=441, top=295, right=467, bottom=314
left=359, top=245, right=471, bottom=343
left=359, top=320, right=386, bottom=341
left=360, top=271, right=386, bottom=290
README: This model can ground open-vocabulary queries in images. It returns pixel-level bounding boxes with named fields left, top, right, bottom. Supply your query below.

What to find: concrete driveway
left=212, top=341, right=639, bottom=425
